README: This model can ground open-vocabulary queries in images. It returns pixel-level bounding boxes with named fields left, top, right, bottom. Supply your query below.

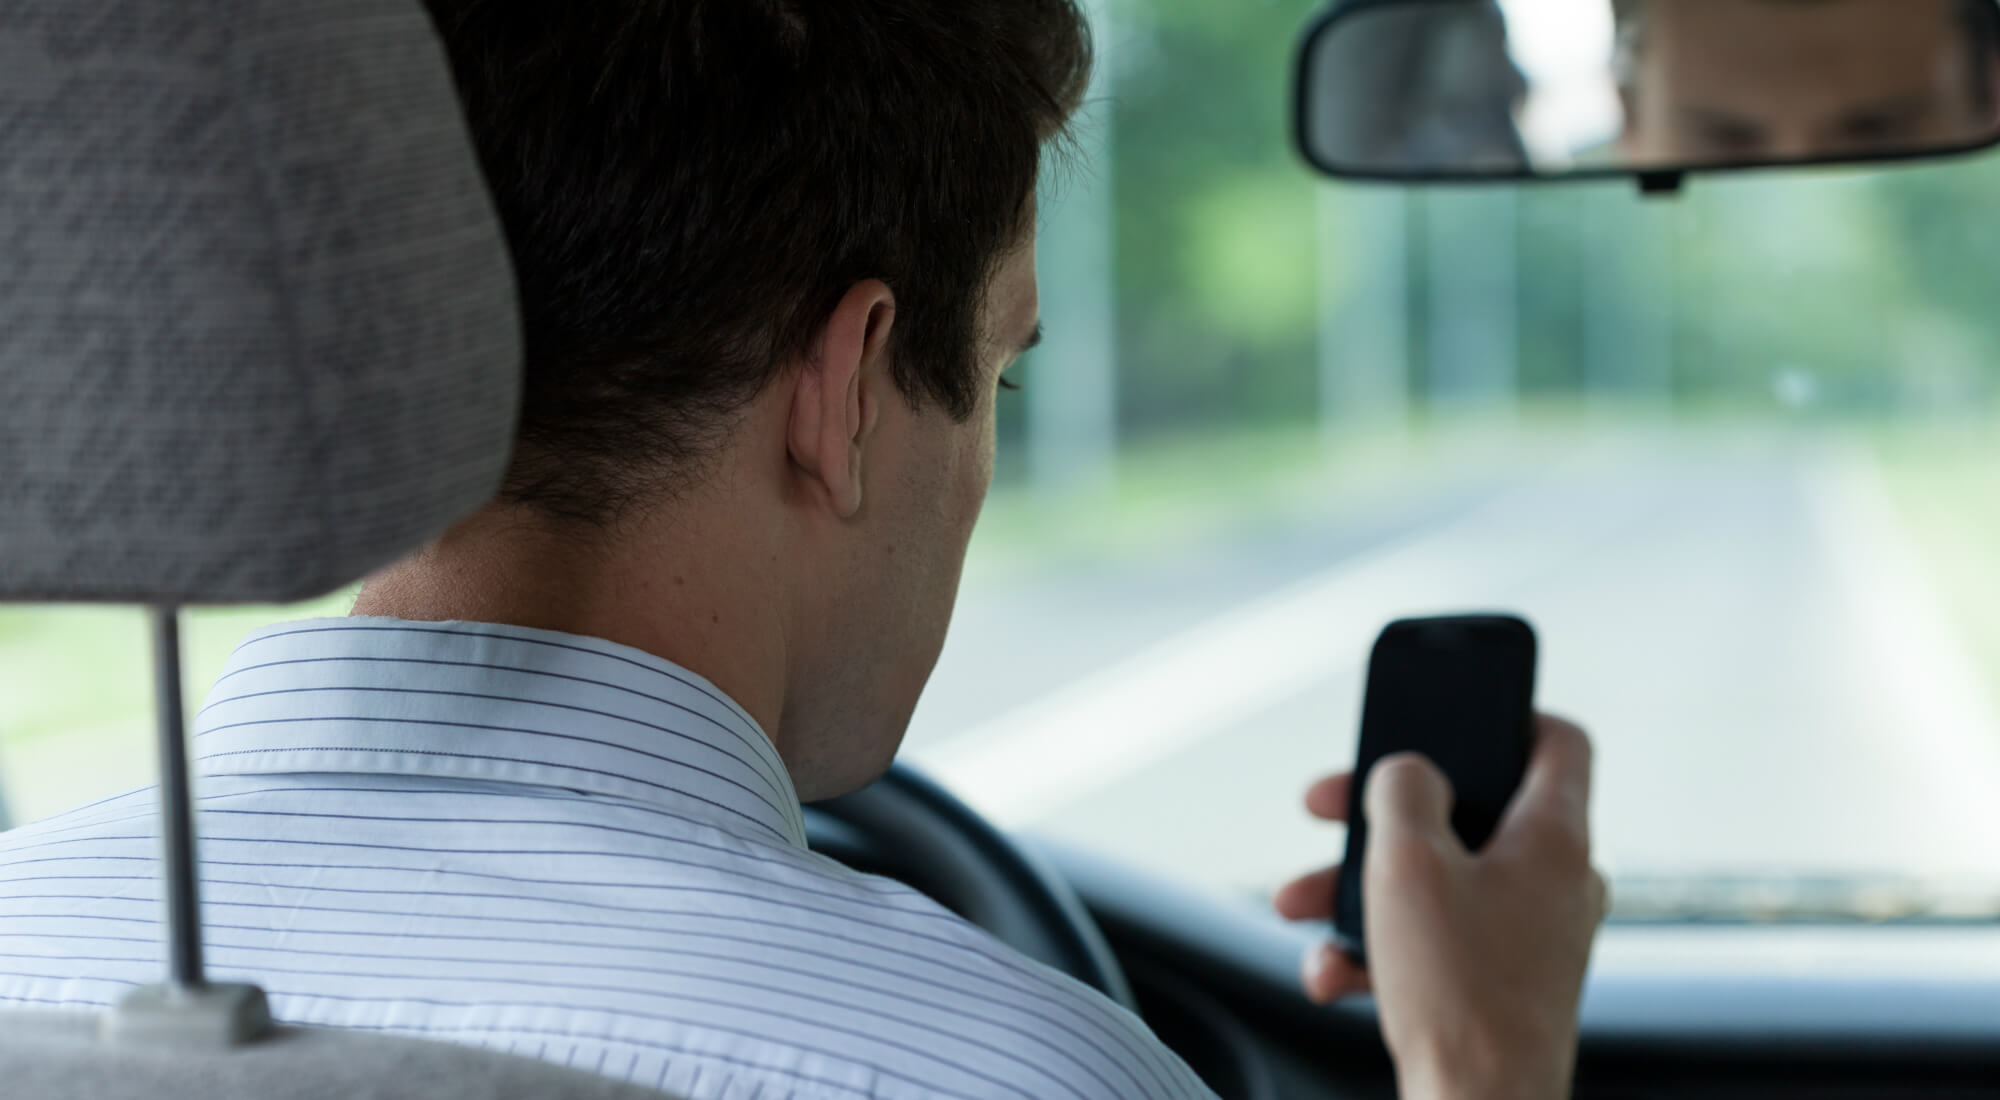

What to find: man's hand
left=1273, top=716, right=1608, bottom=1100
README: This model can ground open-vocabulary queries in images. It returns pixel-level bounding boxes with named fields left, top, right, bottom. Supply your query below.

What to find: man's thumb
left=1364, top=752, right=1455, bottom=841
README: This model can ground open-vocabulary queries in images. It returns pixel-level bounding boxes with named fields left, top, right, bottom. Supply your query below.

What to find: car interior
left=7, top=0, right=2000, bottom=1097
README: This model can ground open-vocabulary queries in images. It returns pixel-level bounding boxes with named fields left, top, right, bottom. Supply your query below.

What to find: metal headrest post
left=150, top=606, right=203, bottom=991
left=97, top=608, right=273, bottom=1048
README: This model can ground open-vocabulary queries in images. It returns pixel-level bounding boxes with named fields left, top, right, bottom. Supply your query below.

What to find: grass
left=965, top=407, right=1608, bottom=583
left=0, top=589, right=357, bottom=825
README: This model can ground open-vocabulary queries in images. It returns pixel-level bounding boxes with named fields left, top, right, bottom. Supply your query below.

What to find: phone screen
left=1335, top=615, right=1536, bottom=962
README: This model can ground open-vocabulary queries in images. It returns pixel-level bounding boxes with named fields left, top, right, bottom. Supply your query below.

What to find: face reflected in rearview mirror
left=1296, top=0, right=2000, bottom=183
left=1620, top=0, right=2000, bottom=165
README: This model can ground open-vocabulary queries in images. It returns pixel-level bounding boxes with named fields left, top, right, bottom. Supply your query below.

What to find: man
left=1616, top=0, right=2000, bottom=164
left=0, top=2, right=1606, bottom=1097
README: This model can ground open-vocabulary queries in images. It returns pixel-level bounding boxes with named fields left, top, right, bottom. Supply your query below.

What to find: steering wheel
left=803, top=762, right=1140, bottom=1015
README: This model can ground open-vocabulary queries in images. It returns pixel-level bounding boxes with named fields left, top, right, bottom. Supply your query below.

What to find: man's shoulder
left=0, top=785, right=1213, bottom=1098
left=0, top=787, right=155, bottom=852
left=786, top=852, right=1206, bottom=1095
left=784, top=845, right=1090, bottom=997
left=741, top=837, right=1102, bottom=1004
left=530, top=791, right=1211, bottom=1096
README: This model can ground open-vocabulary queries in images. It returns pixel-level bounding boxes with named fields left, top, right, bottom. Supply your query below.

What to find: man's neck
left=352, top=502, right=792, bottom=753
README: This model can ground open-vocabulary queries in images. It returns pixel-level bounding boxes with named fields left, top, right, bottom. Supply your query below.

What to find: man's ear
left=788, top=279, right=896, bottom=519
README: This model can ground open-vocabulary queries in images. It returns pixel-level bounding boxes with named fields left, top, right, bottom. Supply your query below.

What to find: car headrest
left=0, top=0, right=521, bottom=604
left=0, top=1012, right=685, bottom=1099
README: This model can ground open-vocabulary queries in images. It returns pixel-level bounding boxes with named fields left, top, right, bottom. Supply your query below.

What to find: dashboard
left=806, top=765, right=2000, bottom=1098
left=1041, top=838, right=2000, bottom=1099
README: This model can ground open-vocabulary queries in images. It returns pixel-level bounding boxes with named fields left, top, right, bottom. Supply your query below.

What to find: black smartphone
left=1334, top=614, right=1537, bottom=966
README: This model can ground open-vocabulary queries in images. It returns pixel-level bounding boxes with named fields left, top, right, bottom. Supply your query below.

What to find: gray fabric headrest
left=0, top=0, right=522, bottom=603
left=0, top=1012, right=683, bottom=1099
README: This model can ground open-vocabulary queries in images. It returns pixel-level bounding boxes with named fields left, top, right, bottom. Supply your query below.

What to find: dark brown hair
left=422, top=1, right=1092, bottom=522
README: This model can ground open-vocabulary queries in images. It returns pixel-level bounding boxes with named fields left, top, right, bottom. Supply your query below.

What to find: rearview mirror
left=1295, top=0, right=2000, bottom=188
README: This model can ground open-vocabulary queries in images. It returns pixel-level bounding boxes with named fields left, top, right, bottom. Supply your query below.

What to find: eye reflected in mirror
left=1296, top=0, right=2000, bottom=182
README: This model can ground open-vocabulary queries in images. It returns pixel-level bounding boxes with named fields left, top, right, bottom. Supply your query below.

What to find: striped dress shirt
left=0, top=618, right=1213, bottom=1100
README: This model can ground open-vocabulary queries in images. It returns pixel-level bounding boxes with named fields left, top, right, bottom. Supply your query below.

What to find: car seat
left=0, top=2, right=684, bottom=1095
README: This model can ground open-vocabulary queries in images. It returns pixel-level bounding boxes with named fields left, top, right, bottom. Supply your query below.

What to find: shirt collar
left=192, top=617, right=808, bottom=849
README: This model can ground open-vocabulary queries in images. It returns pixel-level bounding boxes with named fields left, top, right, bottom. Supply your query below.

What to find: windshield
left=5, top=0, right=2000, bottom=927
left=897, top=1, right=2000, bottom=923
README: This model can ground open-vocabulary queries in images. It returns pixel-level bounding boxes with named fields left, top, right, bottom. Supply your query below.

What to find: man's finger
left=1502, top=714, right=1594, bottom=837
left=1364, top=752, right=1455, bottom=844
left=1273, top=866, right=1340, bottom=921
left=1301, top=941, right=1372, bottom=1005
left=1304, top=773, right=1353, bottom=821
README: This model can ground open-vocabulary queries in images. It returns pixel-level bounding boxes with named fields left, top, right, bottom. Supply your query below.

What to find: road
left=902, top=431, right=2000, bottom=904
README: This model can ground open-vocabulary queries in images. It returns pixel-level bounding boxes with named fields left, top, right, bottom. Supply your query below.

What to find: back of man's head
left=423, top=0, right=1091, bottom=523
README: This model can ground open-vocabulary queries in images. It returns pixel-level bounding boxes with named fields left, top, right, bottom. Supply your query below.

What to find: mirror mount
left=1637, top=171, right=1684, bottom=198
